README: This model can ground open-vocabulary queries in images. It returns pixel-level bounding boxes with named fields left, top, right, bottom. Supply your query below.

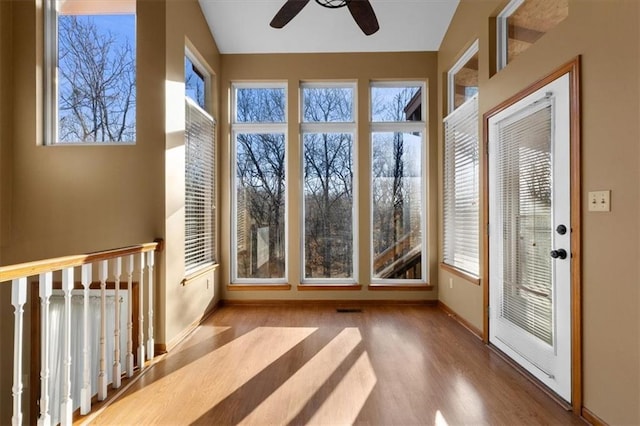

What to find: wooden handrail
left=0, top=239, right=163, bottom=283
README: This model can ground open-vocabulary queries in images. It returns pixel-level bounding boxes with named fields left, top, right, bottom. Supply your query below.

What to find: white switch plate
left=588, top=190, right=610, bottom=212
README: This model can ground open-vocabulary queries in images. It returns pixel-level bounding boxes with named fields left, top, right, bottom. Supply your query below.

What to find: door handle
left=550, top=249, right=567, bottom=260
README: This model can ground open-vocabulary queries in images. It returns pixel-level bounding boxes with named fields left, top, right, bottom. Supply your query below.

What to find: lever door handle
left=550, top=249, right=567, bottom=259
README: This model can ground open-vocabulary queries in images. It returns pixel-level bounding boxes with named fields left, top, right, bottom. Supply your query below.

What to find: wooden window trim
left=226, top=284, right=292, bottom=291
left=181, top=264, right=218, bottom=287
left=368, top=284, right=433, bottom=291
left=440, top=262, right=481, bottom=286
left=297, top=284, right=363, bottom=291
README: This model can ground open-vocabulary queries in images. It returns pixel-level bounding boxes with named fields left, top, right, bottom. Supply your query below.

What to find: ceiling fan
left=270, top=0, right=380, bottom=36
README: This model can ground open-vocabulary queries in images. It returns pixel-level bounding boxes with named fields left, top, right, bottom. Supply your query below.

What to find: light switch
left=588, top=190, right=610, bottom=212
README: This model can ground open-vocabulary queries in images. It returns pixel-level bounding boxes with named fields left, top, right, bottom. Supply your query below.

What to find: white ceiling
left=198, top=0, right=460, bottom=54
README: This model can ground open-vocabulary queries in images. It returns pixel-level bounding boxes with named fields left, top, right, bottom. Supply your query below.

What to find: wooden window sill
left=227, top=284, right=292, bottom=291
left=440, top=262, right=481, bottom=285
left=368, top=284, right=433, bottom=291
left=297, top=284, right=363, bottom=291
left=181, top=264, right=218, bottom=286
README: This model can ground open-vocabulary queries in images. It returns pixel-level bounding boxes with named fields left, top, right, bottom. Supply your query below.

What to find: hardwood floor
left=88, top=304, right=585, bottom=425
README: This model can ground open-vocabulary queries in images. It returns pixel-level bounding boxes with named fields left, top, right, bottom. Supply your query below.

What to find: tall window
left=185, top=52, right=215, bottom=274
left=370, top=83, right=426, bottom=282
left=45, top=0, right=136, bottom=144
left=301, top=83, right=356, bottom=282
left=232, top=84, right=287, bottom=282
left=442, top=42, right=480, bottom=277
left=497, top=0, right=568, bottom=70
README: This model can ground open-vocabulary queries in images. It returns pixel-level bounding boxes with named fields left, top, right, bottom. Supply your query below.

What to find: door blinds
left=185, top=98, right=216, bottom=274
left=443, top=94, right=479, bottom=276
left=495, top=96, right=554, bottom=345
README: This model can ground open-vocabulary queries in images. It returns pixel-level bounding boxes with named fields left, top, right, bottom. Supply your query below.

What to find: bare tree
left=302, top=88, right=353, bottom=278
left=235, top=89, right=286, bottom=277
left=58, top=16, right=135, bottom=142
left=371, top=87, right=421, bottom=276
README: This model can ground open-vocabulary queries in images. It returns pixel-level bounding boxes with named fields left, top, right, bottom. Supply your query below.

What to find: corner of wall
left=0, top=0, right=13, bottom=266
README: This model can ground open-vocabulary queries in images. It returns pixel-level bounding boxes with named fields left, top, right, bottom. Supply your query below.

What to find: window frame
left=369, top=81, right=428, bottom=285
left=496, top=0, right=525, bottom=71
left=447, top=39, right=479, bottom=115
left=185, top=48, right=210, bottom=112
left=299, top=81, right=358, bottom=284
left=231, top=82, right=289, bottom=284
left=184, top=49, right=216, bottom=278
left=44, top=0, right=137, bottom=145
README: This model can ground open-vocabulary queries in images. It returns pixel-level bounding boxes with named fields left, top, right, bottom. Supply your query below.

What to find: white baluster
left=80, top=264, right=92, bottom=414
left=60, top=268, right=74, bottom=426
left=37, top=273, right=53, bottom=426
left=97, top=261, right=108, bottom=401
left=138, top=253, right=146, bottom=370
left=146, top=250, right=155, bottom=360
left=112, top=257, right=122, bottom=389
left=126, top=255, right=135, bottom=377
left=11, top=277, right=27, bottom=426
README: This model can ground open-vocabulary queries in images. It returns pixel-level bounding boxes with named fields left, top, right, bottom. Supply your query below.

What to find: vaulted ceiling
left=198, top=0, right=460, bottom=54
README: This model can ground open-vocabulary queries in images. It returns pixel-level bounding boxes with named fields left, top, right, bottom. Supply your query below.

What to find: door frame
left=482, top=57, right=582, bottom=414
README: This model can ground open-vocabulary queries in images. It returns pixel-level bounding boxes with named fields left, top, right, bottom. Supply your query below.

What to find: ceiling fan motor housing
left=315, top=0, right=349, bottom=9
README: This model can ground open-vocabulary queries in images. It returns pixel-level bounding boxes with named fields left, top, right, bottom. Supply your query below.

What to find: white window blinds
left=443, top=94, right=479, bottom=276
left=495, top=97, right=553, bottom=345
left=185, top=98, right=216, bottom=274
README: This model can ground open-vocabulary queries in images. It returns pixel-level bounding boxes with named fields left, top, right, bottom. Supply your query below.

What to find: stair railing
left=0, top=239, right=163, bottom=426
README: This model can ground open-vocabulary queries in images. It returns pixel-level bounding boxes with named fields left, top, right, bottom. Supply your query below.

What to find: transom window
left=231, top=83, right=287, bottom=282
left=497, top=0, right=568, bottom=70
left=45, top=0, right=136, bottom=144
left=185, top=55, right=206, bottom=111
left=447, top=40, right=478, bottom=113
left=301, top=83, right=356, bottom=282
left=370, top=82, right=427, bottom=283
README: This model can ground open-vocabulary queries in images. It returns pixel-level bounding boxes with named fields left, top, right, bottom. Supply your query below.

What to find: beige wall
left=2, top=0, right=638, bottom=423
left=0, top=1, right=13, bottom=421
left=2, top=0, right=221, bottom=346
left=0, top=1, right=220, bottom=420
left=163, top=0, right=221, bottom=346
left=219, top=52, right=439, bottom=301
left=437, top=0, right=640, bottom=424
left=0, top=0, right=12, bottom=266
left=7, top=0, right=164, bottom=262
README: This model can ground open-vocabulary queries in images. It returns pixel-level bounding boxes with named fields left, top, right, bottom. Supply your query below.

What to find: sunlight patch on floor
left=92, top=327, right=316, bottom=424
left=454, top=374, right=486, bottom=423
left=435, top=409, right=449, bottom=426
left=238, top=327, right=363, bottom=425
left=307, top=351, right=377, bottom=425
left=173, top=325, right=232, bottom=352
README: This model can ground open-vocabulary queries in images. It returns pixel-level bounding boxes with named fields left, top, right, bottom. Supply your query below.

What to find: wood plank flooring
left=88, top=304, right=585, bottom=425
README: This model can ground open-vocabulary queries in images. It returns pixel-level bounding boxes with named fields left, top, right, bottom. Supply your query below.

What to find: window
left=447, top=40, right=478, bottom=114
left=185, top=52, right=215, bottom=275
left=497, top=0, right=568, bottom=70
left=232, top=84, right=287, bottom=282
left=185, top=56, right=206, bottom=110
left=443, top=43, right=481, bottom=278
left=45, top=0, right=136, bottom=144
left=370, top=83, right=426, bottom=282
left=301, top=83, right=356, bottom=282
left=443, top=95, right=479, bottom=277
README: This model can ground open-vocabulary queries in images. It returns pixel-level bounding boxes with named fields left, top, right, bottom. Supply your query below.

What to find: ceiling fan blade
left=270, top=0, right=311, bottom=28
left=347, top=0, right=379, bottom=35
